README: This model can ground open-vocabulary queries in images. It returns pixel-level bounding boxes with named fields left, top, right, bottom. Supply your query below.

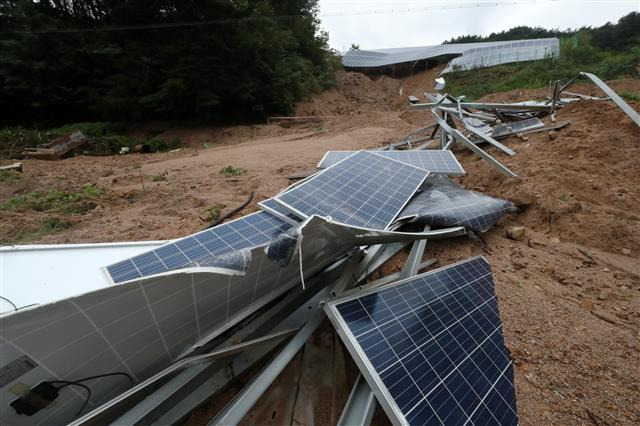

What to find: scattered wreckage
left=1, top=71, right=637, bottom=426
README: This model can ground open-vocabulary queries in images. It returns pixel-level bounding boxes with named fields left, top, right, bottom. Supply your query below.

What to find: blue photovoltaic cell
left=275, top=151, right=429, bottom=230
left=317, top=150, right=465, bottom=176
left=328, top=257, right=518, bottom=425
left=106, top=211, right=292, bottom=283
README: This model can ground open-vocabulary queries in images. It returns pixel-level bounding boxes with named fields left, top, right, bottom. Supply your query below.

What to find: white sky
left=318, top=0, right=640, bottom=51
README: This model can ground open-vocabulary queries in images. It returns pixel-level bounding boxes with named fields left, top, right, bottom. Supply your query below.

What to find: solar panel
left=106, top=211, right=292, bottom=284
left=325, top=257, right=517, bottom=425
left=442, top=38, right=559, bottom=74
left=258, top=198, right=304, bottom=225
left=275, top=151, right=429, bottom=230
left=491, top=118, right=544, bottom=138
left=396, top=176, right=515, bottom=232
left=342, top=38, right=559, bottom=70
left=317, top=150, right=465, bottom=176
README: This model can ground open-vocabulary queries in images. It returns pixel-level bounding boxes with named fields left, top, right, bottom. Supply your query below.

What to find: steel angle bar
left=74, top=258, right=349, bottom=426
left=81, top=330, right=297, bottom=425
left=337, top=374, right=376, bottom=426
left=343, top=258, right=438, bottom=298
left=412, top=101, right=553, bottom=112
left=398, top=225, right=430, bottom=280
left=447, top=111, right=516, bottom=156
left=432, top=112, right=518, bottom=178
left=331, top=249, right=366, bottom=297
left=155, top=286, right=334, bottom=425
left=580, top=72, right=640, bottom=127
left=415, top=139, right=438, bottom=150
left=208, top=309, right=326, bottom=426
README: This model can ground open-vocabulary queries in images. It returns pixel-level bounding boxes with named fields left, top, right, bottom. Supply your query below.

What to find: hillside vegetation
left=0, top=0, right=338, bottom=126
left=444, top=13, right=640, bottom=99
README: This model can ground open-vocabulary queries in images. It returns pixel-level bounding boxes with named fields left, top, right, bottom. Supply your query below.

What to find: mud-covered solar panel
left=396, top=177, right=515, bottom=233
left=106, top=211, right=292, bottom=283
left=258, top=197, right=304, bottom=225
left=275, top=151, right=429, bottom=230
left=325, top=257, right=518, bottom=425
left=317, top=150, right=465, bottom=176
left=491, top=117, right=544, bottom=138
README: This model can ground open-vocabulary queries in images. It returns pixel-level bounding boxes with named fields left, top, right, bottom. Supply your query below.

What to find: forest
left=0, top=0, right=339, bottom=126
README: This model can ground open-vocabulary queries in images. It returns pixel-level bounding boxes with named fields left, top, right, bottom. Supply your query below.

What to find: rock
left=615, top=311, right=629, bottom=320
left=507, top=226, right=526, bottom=241
left=622, top=248, right=631, bottom=255
left=579, top=298, right=594, bottom=310
left=548, top=130, right=557, bottom=140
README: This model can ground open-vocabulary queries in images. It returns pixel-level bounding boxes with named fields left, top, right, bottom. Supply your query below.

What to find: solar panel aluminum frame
left=257, top=198, right=303, bottom=226
left=324, top=256, right=498, bottom=426
left=315, top=150, right=466, bottom=176
left=274, top=151, right=431, bottom=230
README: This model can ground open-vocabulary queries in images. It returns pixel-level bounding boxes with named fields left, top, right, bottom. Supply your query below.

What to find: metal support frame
left=208, top=309, right=326, bottom=425
left=337, top=374, right=376, bottom=426
left=72, top=258, right=350, bottom=425
left=412, top=101, right=553, bottom=112
left=579, top=72, right=640, bottom=127
left=448, top=111, right=516, bottom=156
left=431, top=111, right=518, bottom=178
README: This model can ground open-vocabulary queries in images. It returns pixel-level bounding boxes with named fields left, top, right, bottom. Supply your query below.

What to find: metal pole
left=337, top=374, right=376, bottom=426
left=209, top=309, right=326, bottom=425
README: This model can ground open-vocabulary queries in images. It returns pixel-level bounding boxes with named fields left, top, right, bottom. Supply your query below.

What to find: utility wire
left=0, top=0, right=537, bottom=35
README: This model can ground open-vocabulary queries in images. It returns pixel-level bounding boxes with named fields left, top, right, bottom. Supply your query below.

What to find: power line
left=1, top=0, right=635, bottom=35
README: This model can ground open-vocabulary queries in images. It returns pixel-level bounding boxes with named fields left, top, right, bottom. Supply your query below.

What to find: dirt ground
left=1, top=70, right=639, bottom=425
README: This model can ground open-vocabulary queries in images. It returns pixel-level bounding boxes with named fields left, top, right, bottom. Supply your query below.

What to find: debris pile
left=1, top=71, right=637, bottom=426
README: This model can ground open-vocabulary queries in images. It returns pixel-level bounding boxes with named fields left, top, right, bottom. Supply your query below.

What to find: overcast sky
left=318, top=0, right=639, bottom=51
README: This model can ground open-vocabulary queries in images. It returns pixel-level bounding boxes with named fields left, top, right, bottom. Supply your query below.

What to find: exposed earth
left=1, top=69, right=639, bottom=425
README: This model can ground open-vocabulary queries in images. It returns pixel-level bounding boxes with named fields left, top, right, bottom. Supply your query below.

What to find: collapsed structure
left=342, top=38, right=560, bottom=74
left=1, top=70, right=637, bottom=426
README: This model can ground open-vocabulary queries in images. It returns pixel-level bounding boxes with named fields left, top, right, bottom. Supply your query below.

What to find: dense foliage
left=443, top=13, right=640, bottom=100
left=443, top=12, right=640, bottom=52
left=0, top=0, right=339, bottom=126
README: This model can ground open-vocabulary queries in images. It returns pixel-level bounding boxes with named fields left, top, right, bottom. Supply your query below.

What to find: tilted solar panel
left=325, top=257, right=518, bottom=425
left=105, top=211, right=292, bottom=284
left=316, top=150, right=465, bottom=176
left=275, top=151, right=429, bottom=230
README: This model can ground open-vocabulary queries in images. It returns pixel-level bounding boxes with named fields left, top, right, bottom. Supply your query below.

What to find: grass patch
left=620, top=92, right=640, bottom=102
left=444, top=33, right=640, bottom=100
left=219, top=166, right=247, bottom=177
left=152, top=171, right=168, bottom=182
left=0, top=121, right=183, bottom=159
left=559, top=193, right=569, bottom=202
left=203, top=203, right=225, bottom=222
left=39, top=217, right=72, bottom=233
left=0, top=185, right=103, bottom=214
left=0, top=170, right=21, bottom=182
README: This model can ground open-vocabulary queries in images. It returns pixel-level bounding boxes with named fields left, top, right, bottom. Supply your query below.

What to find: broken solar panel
left=325, top=257, right=518, bottom=426
left=106, top=211, right=292, bottom=283
left=275, top=151, right=429, bottom=230
left=396, top=176, right=515, bottom=233
left=258, top=197, right=304, bottom=225
left=491, top=118, right=544, bottom=138
left=317, top=150, right=465, bottom=176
